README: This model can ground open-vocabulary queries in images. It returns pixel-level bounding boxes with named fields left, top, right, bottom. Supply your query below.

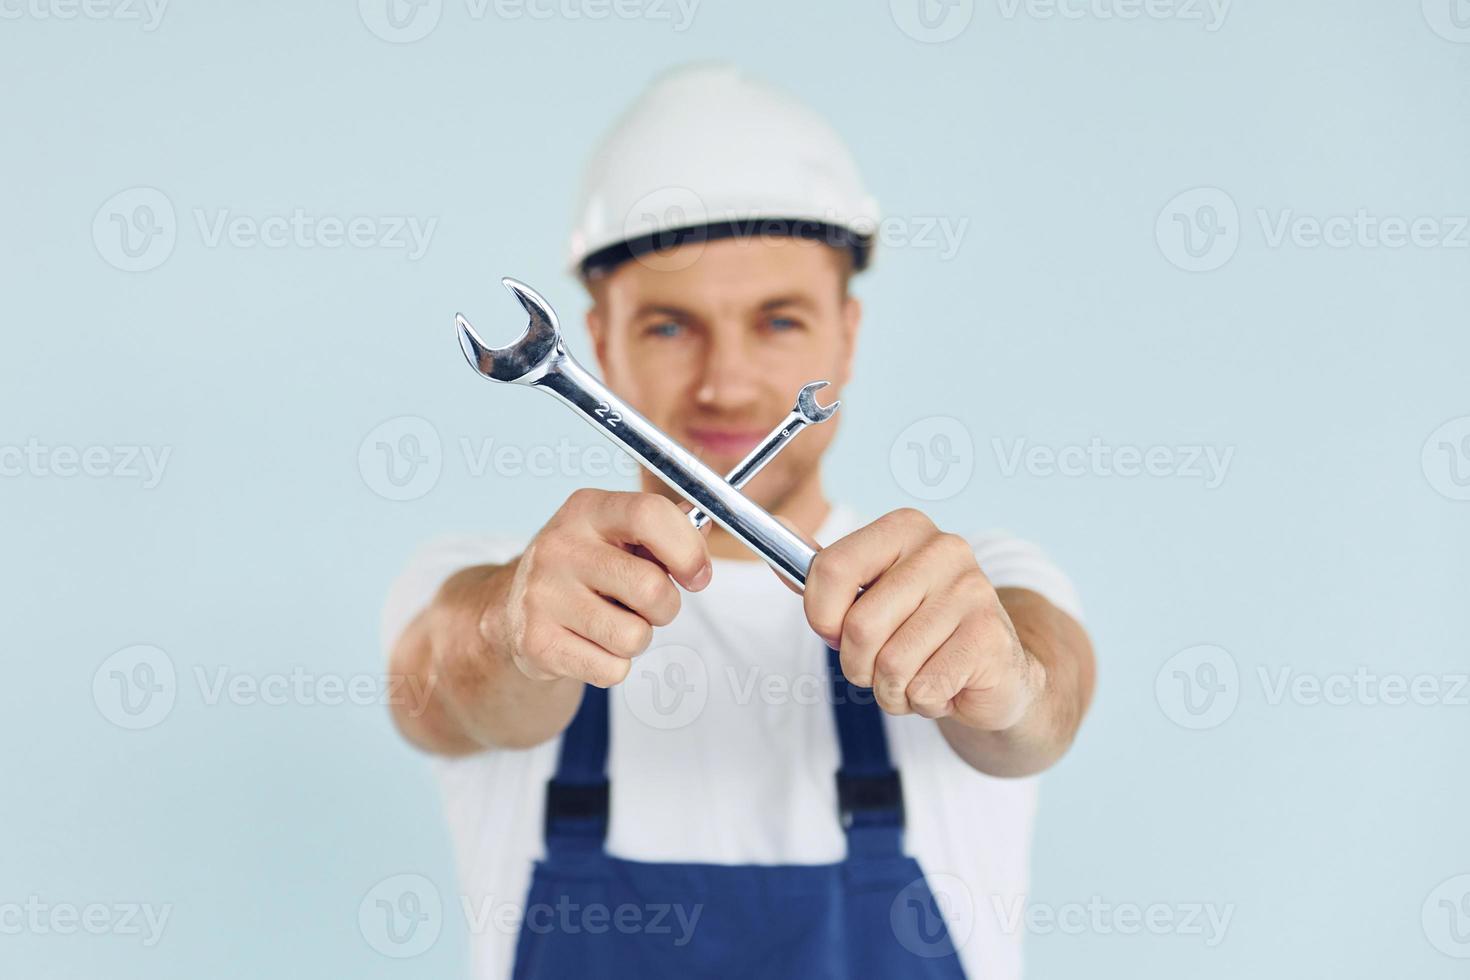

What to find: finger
left=535, top=625, right=632, bottom=688
left=563, top=587, right=655, bottom=660
left=946, top=616, right=1040, bottom=730
left=590, top=492, right=711, bottom=591
left=865, top=591, right=966, bottom=715
left=804, top=510, right=934, bottom=647
left=904, top=628, right=977, bottom=720
left=830, top=555, right=931, bottom=688
left=581, top=544, right=682, bottom=626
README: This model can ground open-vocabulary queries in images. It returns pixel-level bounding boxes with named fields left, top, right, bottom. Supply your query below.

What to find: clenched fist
left=802, top=508, right=1042, bottom=730
left=496, top=488, right=712, bottom=688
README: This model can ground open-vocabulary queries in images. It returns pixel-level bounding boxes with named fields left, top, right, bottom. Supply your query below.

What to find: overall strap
left=543, top=684, right=610, bottom=854
left=826, top=645, right=906, bottom=858
left=542, top=649, right=906, bottom=857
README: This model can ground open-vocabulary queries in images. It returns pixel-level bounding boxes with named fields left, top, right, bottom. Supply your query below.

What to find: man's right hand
left=387, top=489, right=712, bottom=754
left=499, top=488, right=712, bottom=688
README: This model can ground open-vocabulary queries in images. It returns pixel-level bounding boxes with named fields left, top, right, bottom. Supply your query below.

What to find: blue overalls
left=510, top=646, right=970, bottom=979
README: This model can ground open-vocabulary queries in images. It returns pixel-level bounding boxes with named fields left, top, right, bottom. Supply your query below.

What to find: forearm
left=938, top=587, right=1096, bottom=777
left=388, top=559, right=583, bottom=755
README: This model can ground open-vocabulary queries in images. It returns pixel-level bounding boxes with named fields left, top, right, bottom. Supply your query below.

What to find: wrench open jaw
left=795, top=380, right=840, bottom=425
left=455, top=277, right=823, bottom=589
left=456, top=279, right=560, bottom=384
left=687, top=380, right=840, bottom=530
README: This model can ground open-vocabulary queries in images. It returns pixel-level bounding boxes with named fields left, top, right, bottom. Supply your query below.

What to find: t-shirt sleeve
left=379, top=534, right=528, bottom=660
left=968, top=532, right=1085, bottom=625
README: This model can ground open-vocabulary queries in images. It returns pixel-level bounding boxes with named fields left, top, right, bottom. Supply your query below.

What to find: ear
left=837, top=294, right=861, bottom=387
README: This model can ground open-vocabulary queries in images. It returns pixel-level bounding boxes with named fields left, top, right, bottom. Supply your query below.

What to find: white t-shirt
left=380, top=503, right=1083, bottom=980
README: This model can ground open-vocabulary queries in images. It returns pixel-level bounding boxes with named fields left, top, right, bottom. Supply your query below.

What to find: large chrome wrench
left=688, top=380, right=838, bottom=530
left=456, top=278, right=823, bottom=588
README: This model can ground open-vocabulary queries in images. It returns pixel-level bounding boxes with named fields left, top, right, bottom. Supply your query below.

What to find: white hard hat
left=567, top=62, right=880, bottom=279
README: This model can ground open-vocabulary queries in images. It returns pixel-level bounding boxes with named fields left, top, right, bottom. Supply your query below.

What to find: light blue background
left=2, top=1, right=1467, bottom=976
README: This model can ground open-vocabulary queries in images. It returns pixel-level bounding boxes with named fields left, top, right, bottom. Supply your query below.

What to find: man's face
left=587, top=235, right=861, bottom=514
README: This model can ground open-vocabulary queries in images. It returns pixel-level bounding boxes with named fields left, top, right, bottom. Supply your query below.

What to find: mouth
left=685, top=427, right=766, bottom=461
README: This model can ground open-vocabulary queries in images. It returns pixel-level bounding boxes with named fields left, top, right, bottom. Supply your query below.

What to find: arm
left=388, top=558, right=583, bottom=755
left=799, top=508, right=1096, bottom=778
left=387, top=489, right=712, bottom=756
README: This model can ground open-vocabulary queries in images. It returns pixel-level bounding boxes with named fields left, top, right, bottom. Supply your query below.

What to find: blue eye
left=648, top=321, right=682, bottom=338
left=770, top=317, right=800, bottom=331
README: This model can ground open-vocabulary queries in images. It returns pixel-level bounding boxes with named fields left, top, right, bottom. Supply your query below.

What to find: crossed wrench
left=456, top=278, right=838, bottom=589
left=686, top=380, right=838, bottom=530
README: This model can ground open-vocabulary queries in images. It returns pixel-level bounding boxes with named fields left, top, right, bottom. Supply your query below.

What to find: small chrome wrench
left=456, top=278, right=824, bottom=589
left=688, top=381, right=839, bottom=529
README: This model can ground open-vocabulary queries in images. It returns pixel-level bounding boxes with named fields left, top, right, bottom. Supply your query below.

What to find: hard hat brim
left=577, top=217, right=873, bottom=282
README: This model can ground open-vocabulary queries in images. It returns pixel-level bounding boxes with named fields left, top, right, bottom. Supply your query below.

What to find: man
left=383, top=63, right=1095, bottom=979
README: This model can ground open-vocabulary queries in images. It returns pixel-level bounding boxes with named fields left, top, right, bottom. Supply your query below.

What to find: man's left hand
left=802, top=508, right=1044, bottom=729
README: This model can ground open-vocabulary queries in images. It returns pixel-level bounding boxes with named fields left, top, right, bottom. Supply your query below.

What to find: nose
left=693, top=326, right=761, bottom=411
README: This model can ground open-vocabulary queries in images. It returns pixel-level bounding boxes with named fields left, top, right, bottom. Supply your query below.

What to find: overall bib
left=510, top=646, right=970, bottom=979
